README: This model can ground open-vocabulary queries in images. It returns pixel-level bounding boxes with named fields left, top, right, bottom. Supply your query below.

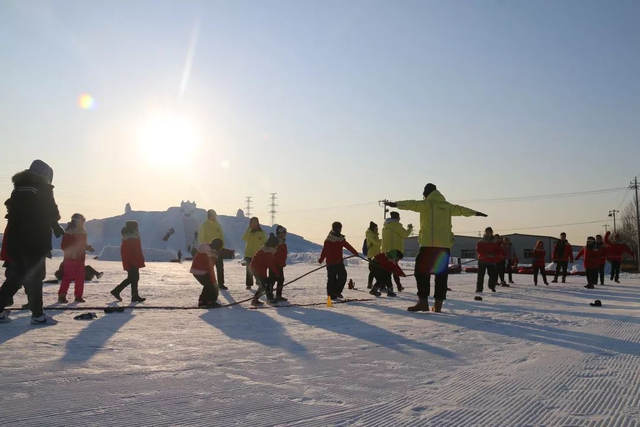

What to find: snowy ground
left=1, top=258, right=639, bottom=426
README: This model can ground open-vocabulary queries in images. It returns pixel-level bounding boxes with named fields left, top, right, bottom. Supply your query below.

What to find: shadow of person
left=60, top=311, right=134, bottom=363
left=200, top=306, right=309, bottom=357
left=277, top=306, right=457, bottom=359
left=0, top=310, right=61, bottom=344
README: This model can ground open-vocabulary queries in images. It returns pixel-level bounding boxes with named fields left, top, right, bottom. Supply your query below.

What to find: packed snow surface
left=1, top=259, right=638, bottom=426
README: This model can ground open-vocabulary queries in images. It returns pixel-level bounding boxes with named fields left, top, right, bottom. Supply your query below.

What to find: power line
left=279, top=201, right=377, bottom=214
left=617, top=187, right=632, bottom=211
left=450, top=187, right=627, bottom=204
left=456, top=219, right=611, bottom=234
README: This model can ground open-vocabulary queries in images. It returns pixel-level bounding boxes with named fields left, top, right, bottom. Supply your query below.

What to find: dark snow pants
left=269, top=267, right=285, bottom=298
left=476, top=263, right=498, bottom=292
left=533, top=266, right=547, bottom=284
left=610, top=260, right=621, bottom=281
left=598, top=264, right=605, bottom=285
left=415, top=247, right=450, bottom=300
left=506, top=260, right=514, bottom=282
left=216, top=256, right=225, bottom=287
left=555, top=261, right=568, bottom=281
left=113, top=268, right=141, bottom=298
left=0, top=256, right=46, bottom=317
left=326, top=264, right=347, bottom=298
left=369, top=262, right=392, bottom=293
left=194, top=273, right=218, bottom=305
left=586, top=268, right=598, bottom=285
left=496, top=261, right=506, bottom=284
left=244, top=257, right=254, bottom=287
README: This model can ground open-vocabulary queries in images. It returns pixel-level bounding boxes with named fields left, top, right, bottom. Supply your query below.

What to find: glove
left=386, top=202, right=398, bottom=208
left=475, top=211, right=488, bottom=217
left=318, top=259, right=323, bottom=264
left=53, top=224, right=65, bottom=238
left=407, top=223, right=413, bottom=229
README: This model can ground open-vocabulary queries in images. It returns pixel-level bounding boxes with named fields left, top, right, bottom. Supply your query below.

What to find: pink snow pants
left=58, top=260, right=85, bottom=297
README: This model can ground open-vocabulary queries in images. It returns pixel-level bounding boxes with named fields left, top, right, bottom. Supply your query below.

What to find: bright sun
left=137, top=115, right=200, bottom=167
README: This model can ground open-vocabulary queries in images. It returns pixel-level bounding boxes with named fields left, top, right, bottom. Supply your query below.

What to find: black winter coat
left=6, top=170, right=61, bottom=259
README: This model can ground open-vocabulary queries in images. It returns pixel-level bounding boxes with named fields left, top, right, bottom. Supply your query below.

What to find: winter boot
left=0, top=310, right=10, bottom=323
left=74, top=296, right=86, bottom=303
left=431, top=299, right=443, bottom=313
left=387, top=290, right=397, bottom=297
left=397, top=284, right=404, bottom=292
left=544, top=281, right=549, bottom=286
left=552, top=278, right=558, bottom=283
left=251, top=297, right=264, bottom=306
left=110, top=289, right=122, bottom=302
left=562, top=277, right=566, bottom=283
left=585, top=284, right=595, bottom=289
left=407, top=298, right=429, bottom=312
left=369, top=287, right=381, bottom=297
left=501, top=283, right=511, bottom=287
left=219, top=284, right=229, bottom=290
left=96, top=272, right=104, bottom=279
left=30, top=314, right=57, bottom=325
left=276, top=295, right=288, bottom=302
left=58, top=295, right=68, bottom=304
left=131, top=296, right=146, bottom=303
left=131, top=283, right=146, bottom=302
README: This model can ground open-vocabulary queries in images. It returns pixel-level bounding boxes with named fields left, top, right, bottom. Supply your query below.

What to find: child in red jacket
left=58, top=213, right=94, bottom=303
left=319, top=222, right=359, bottom=300
left=532, top=240, right=549, bottom=286
left=595, top=235, right=608, bottom=285
left=368, top=250, right=407, bottom=298
left=111, top=220, right=146, bottom=302
left=270, top=225, right=288, bottom=302
left=576, top=236, right=598, bottom=289
left=476, top=227, right=501, bottom=293
left=250, top=234, right=279, bottom=305
left=190, top=239, right=223, bottom=308
left=605, top=231, right=635, bottom=283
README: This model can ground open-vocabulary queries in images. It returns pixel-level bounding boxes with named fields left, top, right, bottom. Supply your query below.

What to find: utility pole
left=268, top=193, right=278, bottom=226
left=378, top=199, right=389, bottom=220
left=632, top=177, right=640, bottom=269
left=608, top=209, right=619, bottom=234
left=245, top=196, right=253, bottom=217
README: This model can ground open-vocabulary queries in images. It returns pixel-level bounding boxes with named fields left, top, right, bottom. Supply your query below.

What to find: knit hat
left=275, top=225, right=287, bottom=235
left=332, top=221, right=342, bottom=232
left=423, top=183, right=437, bottom=198
left=209, top=238, right=223, bottom=251
left=390, top=211, right=400, bottom=220
left=369, top=221, right=377, bottom=231
left=266, top=233, right=279, bottom=248
left=29, top=159, right=54, bottom=184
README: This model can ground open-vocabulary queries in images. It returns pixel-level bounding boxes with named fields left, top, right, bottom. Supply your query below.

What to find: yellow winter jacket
left=198, top=219, right=225, bottom=246
left=397, top=190, right=476, bottom=248
left=243, top=228, right=267, bottom=258
left=381, top=219, right=412, bottom=253
left=365, top=229, right=382, bottom=259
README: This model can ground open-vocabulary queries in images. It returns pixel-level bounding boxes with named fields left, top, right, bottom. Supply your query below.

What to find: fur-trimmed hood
left=326, top=232, right=345, bottom=243
left=12, top=170, right=52, bottom=189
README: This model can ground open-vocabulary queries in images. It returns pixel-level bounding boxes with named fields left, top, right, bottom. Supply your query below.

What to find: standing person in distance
left=58, top=213, right=94, bottom=303
left=576, top=237, right=599, bottom=289
left=381, top=211, right=413, bottom=292
left=0, top=160, right=64, bottom=325
left=364, top=221, right=381, bottom=289
left=243, top=217, right=266, bottom=290
left=502, top=237, right=518, bottom=285
left=552, top=232, right=573, bottom=283
left=594, top=235, right=608, bottom=285
left=270, top=225, right=289, bottom=302
left=190, top=239, right=223, bottom=308
left=494, top=234, right=508, bottom=287
left=386, top=183, right=486, bottom=313
left=318, top=222, right=359, bottom=301
left=198, top=209, right=226, bottom=289
left=532, top=240, right=549, bottom=286
left=476, top=227, right=500, bottom=293
left=110, top=221, right=146, bottom=302
left=604, top=231, right=635, bottom=283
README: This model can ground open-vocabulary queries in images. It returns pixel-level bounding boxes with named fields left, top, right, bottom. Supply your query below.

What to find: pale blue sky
left=1, top=0, right=639, bottom=244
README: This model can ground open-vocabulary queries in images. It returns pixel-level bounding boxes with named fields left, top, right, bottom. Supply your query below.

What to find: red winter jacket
left=576, top=247, right=598, bottom=269
left=552, top=240, right=573, bottom=262
left=121, top=236, right=146, bottom=271
left=604, top=232, right=634, bottom=261
left=250, top=247, right=276, bottom=278
left=595, top=243, right=608, bottom=266
left=477, top=237, right=502, bottom=264
left=0, top=225, right=10, bottom=263
left=190, top=244, right=218, bottom=279
left=61, top=229, right=88, bottom=262
left=319, top=233, right=359, bottom=265
left=496, top=244, right=505, bottom=262
left=371, top=253, right=406, bottom=277
left=532, top=249, right=546, bottom=268
left=274, top=242, right=288, bottom=268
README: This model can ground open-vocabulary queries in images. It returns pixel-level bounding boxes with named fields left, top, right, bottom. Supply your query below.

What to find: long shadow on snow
left=61, top=311, right=134, bottom=363
left=363, top=301, right=639, bottom=356
left=200, top=306, right=309, bottom=357
left=0, top=312, right=61, bottom=345
left=277, top=306, right=456, bottom=359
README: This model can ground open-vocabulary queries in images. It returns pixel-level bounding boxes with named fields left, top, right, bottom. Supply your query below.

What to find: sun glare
left=137, top=115, right=200, bottom=167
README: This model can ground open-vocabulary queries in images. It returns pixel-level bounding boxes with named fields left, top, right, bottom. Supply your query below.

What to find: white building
left=404, top=233, right=583, bottom=264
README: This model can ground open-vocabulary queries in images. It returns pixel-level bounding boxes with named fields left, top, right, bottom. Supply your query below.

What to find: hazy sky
left=1, top=0, right=639, bottom=245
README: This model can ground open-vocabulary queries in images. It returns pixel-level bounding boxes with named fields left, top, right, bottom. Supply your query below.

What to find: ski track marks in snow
left=0, top=259, right=639, bottom=426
